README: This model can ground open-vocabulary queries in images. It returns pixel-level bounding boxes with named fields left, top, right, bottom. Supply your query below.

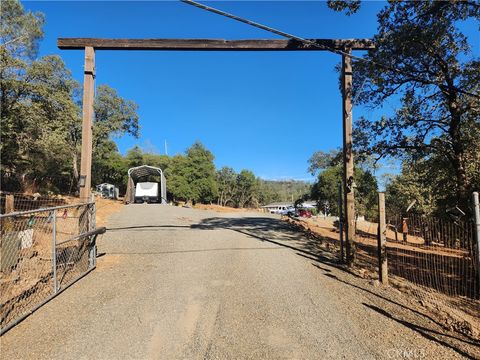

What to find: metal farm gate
left=0, top=202, right=105, bottom=334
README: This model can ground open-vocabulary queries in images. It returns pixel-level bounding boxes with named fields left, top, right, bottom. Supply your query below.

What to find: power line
left=180, top=0, right=365, bottom=60
left=180, top=0, right=479, bottom=100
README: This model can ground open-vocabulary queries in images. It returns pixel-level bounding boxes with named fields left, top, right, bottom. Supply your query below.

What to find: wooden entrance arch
left=57, top=37, right=374, bottom=265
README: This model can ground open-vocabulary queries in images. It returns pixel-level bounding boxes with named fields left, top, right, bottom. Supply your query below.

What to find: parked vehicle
left=279, top=206, right=296, bottom=216
left=297, top=209, right=312, bottom=218
left=96, top=183, right=119, bottom=200
left=270, top=206, right=291, bottom=214
left=134, top=182, right=159, bottom=203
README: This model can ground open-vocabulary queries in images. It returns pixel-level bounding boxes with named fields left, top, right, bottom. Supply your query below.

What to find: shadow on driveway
left=192, top=216, right=480, bottom=358
left=192, top=216, right=342, bottom=268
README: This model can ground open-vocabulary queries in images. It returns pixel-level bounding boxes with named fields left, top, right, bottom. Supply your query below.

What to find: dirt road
left=1, top=205, right=478, bottom=359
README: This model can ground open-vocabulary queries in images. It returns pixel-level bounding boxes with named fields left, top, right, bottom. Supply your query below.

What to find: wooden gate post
left=338, top=182, right=344, bottom=263
left=378, top=192, right=388, bottom=284
left=79, top=46, right=95, bottom=201
left=5, top=194, right=14, bottom=213
left=342, top=48, right=356, bottom=266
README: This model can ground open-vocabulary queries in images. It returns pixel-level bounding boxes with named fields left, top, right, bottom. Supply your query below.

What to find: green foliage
left=167, top=142, right=218, bottom=203
left=235, top=170, right=257, bottom=208
left=350, top=0, right=480, bottom=211
left=93, top=143, right=310, bottom=207
left=259, top=180, right=311, bottom=205
left=310, top=150, right=378, bottom=219
left=1, top=0, right=49, bottom=191
left=386, top=139, right=480, bottom=217
left=308, top=149, right=341, bottom=176
left=125, top=146, right=145, bottom=168
left=92, top=140, right=129, bottom=193
left=311, top=165, right=342, bottom=215
left=185, top=142, right=218, bottom=203
left=93, top=85, right=140, bottom=149
left=1, top=53, right=80, bottom=192
left=355, top=168, right=378, bottom=220
left=0, top=0, right=140, bottom=194
left=0, top=0, right=44, bottom=59
left=327, top=0, right=361, bottom=16
left=216, top=166, right=311, bottom=208
left=167, top=155, right=193, bottom=201
left=142, top=152, right=170, bottom=172
left=217, top=167, right=237, bottom=207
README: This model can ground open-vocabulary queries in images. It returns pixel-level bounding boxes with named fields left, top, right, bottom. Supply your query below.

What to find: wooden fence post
left=378, top=192, right=388, bottom=284
left=338, top=182, right=344, bottom=263
left=5, top=194, right=14, bottom=213
left=402, top=217, right=408, bottom=242
left=473, top=192, right=480, bottom=298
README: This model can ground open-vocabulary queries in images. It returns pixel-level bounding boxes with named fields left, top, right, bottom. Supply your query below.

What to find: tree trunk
left=19, top=172, right=29, bottom=192
left=452, top=150, right=468, bottom=204
left=448, top=97, right=469, bottom=207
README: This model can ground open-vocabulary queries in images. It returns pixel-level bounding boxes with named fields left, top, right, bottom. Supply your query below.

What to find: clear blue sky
left=23, top=1, right=393, bottom=181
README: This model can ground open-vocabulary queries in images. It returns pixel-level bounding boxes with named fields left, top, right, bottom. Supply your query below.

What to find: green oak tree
left=1, top=0, right=140, bottom=193
left=216, top=167, right=238, bottom=207
left=167, top=142, right=218, bottom=203
left=346, top=1, right=480, bottom=212
left=309, top=149, right=378, bottom=219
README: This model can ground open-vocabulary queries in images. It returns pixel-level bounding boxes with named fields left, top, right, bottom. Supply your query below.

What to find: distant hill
left=259, top=179, right=312, bottom=205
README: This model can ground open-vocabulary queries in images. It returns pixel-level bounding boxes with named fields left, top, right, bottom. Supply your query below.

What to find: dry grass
left=94, top=197, right=124, bottom=227
left=284, top=216, right=480, bottom=338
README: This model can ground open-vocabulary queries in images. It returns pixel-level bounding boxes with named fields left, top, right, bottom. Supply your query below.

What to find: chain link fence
left=0, top=201, right=102, bottom=334
left=0, top=191, right=69, bottom=214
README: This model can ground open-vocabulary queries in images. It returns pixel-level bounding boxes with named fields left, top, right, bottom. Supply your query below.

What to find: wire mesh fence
left=349, top=193, right=480, bottom=335
left=0, top=201, right=97, bottom=334
left=351, top=199, right=479, bottom=297
left=0, top=191, right=70, bottom=214
left=385, top=212, right=478, bottom=298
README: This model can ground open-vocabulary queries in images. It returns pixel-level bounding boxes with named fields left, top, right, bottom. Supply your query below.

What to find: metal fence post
left=52, top=210, right=58, bottom=293
left=378, top=192, right=388, bottom=284
left=473, top=192, right=480, bottom=297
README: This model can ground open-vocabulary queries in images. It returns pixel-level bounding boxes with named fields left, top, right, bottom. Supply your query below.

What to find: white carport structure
left=125, top=165, right=167, bottom=204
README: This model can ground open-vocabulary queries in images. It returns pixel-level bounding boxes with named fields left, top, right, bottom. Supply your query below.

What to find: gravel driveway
left=1, top=205, right=478, bottom=359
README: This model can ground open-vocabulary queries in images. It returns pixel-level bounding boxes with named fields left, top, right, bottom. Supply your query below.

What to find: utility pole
left=342, top=48, right=356, bottom=266
left=79, top=46, right=95, bottom=201
left=164, top=140, right=168, bottom=155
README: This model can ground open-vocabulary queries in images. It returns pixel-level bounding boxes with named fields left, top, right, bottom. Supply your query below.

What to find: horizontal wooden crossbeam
left=57, top=38, right=375, bottom=51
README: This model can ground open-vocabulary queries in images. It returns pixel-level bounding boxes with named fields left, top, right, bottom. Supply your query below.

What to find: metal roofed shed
left=125, top=165, right=167, bottom=204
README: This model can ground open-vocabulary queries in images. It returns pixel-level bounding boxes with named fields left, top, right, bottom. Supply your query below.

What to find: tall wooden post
left=378, top=192, right=388, bottom=284
left=342, top=48, right=356, bottom=266
left=79, top=46, right=95, bottom=200
left=338, top=182, right=344, bottom=263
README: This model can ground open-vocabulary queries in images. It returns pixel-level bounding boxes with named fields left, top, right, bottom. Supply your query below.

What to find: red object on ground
left=298, top=210, right=312, bottom=218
